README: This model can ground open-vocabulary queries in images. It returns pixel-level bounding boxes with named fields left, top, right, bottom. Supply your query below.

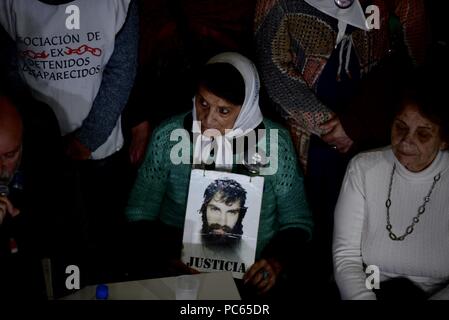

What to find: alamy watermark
left=365, top=265, right=380, bottom=290
left=65, top=264, right=80, bottom=290
left=63, top=4, right=381, bottom=31
left=365, top=5, right=380, bottom=30
left=65, top=5, right=80, bottom=30
left=169, top=124, right=279, bottom=176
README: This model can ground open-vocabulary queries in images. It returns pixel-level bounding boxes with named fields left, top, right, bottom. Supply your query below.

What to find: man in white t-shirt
left=0, top=0, right=139, bottom=283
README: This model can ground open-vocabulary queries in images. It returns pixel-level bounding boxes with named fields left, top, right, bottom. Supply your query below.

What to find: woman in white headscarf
left=126, top=52, right=313, bottom=295
left=191, top=52, right=264, bottom=169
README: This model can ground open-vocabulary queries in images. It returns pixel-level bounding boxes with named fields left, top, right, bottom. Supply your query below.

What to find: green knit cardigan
left=126, top=113, right=313, bottom=258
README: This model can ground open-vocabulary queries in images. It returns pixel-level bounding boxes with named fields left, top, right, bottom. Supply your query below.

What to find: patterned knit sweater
left=126, top=112, right=313, bottom=259
left=254, top=0, right=428, bottom=167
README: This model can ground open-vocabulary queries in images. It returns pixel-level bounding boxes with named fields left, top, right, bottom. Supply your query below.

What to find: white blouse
left=333, top=147, right=449, bottom=300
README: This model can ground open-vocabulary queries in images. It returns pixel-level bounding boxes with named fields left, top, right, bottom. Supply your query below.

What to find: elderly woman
left=126, top=52, right=312, bottom=295
left=333, top=72, right=449, bottom=300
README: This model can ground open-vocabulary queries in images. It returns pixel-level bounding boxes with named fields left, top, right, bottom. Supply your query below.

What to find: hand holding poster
left=182, top=169, right=264, bottom=279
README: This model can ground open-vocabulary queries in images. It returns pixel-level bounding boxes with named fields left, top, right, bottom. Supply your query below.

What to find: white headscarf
left=192, top=52, right=264, bottom=170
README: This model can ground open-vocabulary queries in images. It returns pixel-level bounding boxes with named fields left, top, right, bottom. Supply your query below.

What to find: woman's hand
left=243, top=258, right=283, bottom=295
left=0, top=196, right=20, bottom=225
left=320, top=116, right=354, bottom=153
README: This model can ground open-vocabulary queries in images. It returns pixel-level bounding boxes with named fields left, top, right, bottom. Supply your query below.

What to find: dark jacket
left=0, top=96, right=76, bottom=300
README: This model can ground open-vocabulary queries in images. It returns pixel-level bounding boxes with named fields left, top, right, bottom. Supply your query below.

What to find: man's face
left=203, top=192, right=242, bottom=248
left=0, top=131, right=22, bottom=185
left=203, top=192, right=242, bottom=246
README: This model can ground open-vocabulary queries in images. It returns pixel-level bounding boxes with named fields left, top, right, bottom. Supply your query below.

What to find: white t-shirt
left=333, top=147, right=449, bottom=299
left=0, top=0, right=131, bottom=159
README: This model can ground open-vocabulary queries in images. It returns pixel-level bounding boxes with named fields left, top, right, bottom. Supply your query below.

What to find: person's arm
left=333, top=157, right=376, bottom=300
left=74, top=0, right=139, bottom=152
left=254, top=0, right=333, bottom=136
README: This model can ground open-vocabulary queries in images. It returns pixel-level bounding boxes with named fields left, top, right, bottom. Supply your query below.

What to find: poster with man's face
left=182, top=169, right=264, bottom=279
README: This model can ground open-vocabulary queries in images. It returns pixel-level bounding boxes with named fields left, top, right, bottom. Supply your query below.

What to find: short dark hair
left=201, top=178, right=247, bottom=211
left=396, top=68, right=449, bottom=144
left=197, top=63, right=245, bottom=106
